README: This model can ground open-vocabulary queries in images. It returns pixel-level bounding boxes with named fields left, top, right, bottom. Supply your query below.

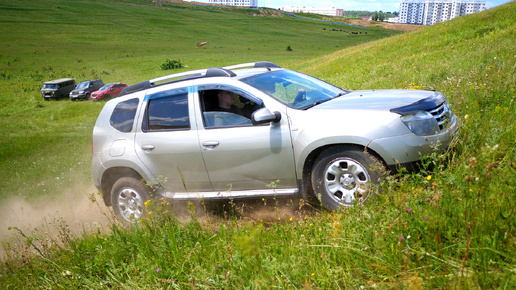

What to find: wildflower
left=289, top=217, right=293, bottom=222
left=311, top=273, right=315, bottom=276
left=156, top=268, right=161, bottom=273
left=214, top=228, right=218, bottom=233
left=216, top=264, right=221, bottom=268
left=145, top=200, right=151, bottom=208
left=266, top=227, right=270, bottom=230
left=405, top=207, right=413, bottom=214
left=424, top=216, right=429, bottom=221
left=426, top=175, right=432, bottom=181
left=399, top=236, right=405, bottom=242
left=147, top=211, right=152, bottom=216
left=464, top=114, right=469, bottom=120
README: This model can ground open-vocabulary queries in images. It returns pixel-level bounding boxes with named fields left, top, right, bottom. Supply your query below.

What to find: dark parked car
left=69, top=79, right=104, bottom=100
left=90, top=83, right=128, bottom=101
left=41, top=78, right=75, bottom=100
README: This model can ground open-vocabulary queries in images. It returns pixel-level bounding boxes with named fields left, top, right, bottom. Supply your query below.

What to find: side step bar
left=160, top=188, right=298, bottom=200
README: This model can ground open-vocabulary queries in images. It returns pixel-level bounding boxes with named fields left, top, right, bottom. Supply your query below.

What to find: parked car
left=41, top=78, right=75, bottom=100
left=90, top=83, right=128, bottom=101
left=69, top=79, right=104, bottom=100
left=91, top=61, right=458, bottom=224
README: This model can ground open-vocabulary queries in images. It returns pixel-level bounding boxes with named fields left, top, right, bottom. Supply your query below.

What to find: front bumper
left=368, top=115, right=458, bottom=169
left=70, top=93, right=88, bottom=99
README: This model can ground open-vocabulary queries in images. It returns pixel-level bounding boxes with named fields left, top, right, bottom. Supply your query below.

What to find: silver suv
left=91, top=61, right=458, bottom=223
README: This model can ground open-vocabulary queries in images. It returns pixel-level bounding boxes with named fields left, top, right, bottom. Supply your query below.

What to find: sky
left=188, top=0, right=514, bottom=13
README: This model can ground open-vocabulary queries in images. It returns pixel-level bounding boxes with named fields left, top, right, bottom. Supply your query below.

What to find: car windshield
left=76, top=82, right=89, bottom=89
left=241, top=70, right=348, bottom=109
left=99, top=84, right=111, bottom=91
left=42, top=84, right=58, bottom=89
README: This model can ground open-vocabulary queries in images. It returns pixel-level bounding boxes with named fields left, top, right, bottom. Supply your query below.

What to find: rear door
left=134, top=84, right=212, bottom=193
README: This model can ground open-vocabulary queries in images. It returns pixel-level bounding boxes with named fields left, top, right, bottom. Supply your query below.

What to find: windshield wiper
left=303, top=100, right=326, bottom=110
left=334, top=91, right=349, bottom=98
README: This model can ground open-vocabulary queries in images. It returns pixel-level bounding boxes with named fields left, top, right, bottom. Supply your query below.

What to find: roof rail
left=119, top=61, right=280, bottom=97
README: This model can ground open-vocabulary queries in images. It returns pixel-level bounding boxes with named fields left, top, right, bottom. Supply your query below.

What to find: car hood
left=314, top=89, right=443, bottom=113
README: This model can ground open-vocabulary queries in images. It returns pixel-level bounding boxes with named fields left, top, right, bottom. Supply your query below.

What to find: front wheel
left=311, top=146, right=386, bottom=210
left=111, top=177, right=152, bottom=225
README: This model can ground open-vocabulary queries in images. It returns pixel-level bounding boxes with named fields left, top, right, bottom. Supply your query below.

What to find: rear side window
left=143, top=88, right=190, bottom=131
left=109, top=98, right=139, bottom=133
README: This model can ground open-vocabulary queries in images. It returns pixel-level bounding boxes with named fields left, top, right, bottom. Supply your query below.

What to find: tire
left=311, top=146, right=386, bottom=210
left=111, top=177, right=153, bottom=224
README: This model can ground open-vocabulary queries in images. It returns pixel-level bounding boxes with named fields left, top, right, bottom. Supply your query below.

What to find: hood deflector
left=390, top=93, right=445, bottom=115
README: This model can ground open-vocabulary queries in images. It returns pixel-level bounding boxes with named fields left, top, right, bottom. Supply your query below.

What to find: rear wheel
left=111, top=177, right=152, bottom=225
left=311, top=146, right=385, bottom=210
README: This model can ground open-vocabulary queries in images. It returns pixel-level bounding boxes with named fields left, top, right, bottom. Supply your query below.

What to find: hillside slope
left=0, top=0, right=400, bottom=201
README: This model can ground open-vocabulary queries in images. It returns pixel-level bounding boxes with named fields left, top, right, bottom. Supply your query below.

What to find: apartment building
left=399, top=0, right=486, bottom=25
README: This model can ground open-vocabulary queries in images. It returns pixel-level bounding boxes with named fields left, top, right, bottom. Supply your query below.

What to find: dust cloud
left=0, top=184, right=113, bottom=259
left=0, top=184, right=311, bottom=260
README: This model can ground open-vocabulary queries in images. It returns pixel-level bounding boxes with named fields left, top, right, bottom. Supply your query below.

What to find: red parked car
left=90, top=83, right=127, bottom=100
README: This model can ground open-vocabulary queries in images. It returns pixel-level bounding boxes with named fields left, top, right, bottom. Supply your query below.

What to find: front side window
left=110, top=98, right=139, bottom=133
left=143, top=88, right=190, bottom=131
left=197, top=84, right=263, bottom=128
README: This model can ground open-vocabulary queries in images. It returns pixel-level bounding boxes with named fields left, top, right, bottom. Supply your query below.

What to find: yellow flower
left=311, top=273, right=315, bottom=276
left=427, top=175, right=432, bottom=181
left=289, top=217, right=293, bottom=221
left=147, top=211, right=153, bottom=216
left=464, top=114, right=469, bottom=120
left=145, top=200, right=151, bottom=208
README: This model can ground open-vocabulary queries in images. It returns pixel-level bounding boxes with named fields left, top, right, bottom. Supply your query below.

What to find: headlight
left=400, top=111, right=439, bottom=136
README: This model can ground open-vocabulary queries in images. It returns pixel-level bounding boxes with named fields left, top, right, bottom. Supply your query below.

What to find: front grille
left=427, top=102, right=451, bottom=132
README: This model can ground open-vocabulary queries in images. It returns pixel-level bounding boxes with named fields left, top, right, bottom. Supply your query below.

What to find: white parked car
left=91, top=61, right=458, bottom=223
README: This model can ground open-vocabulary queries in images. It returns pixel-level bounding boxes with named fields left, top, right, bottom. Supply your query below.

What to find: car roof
left=118, top=61, right=281, bottom=97
left=44, top=78, right=74, bottom=84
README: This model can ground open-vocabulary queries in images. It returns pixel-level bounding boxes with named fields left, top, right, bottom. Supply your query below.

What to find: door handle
left=141, top=145, right=155, bottom=151
left=202, top=141, right=219, bottom=150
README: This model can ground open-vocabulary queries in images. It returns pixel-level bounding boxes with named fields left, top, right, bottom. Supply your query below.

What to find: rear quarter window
left=109, top=98, right=139, bottom=133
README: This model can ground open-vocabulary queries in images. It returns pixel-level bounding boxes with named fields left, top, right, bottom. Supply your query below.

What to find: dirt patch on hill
left=322, top=17, right=423, bottom=32
left=350, top=19, right=423, bottom=32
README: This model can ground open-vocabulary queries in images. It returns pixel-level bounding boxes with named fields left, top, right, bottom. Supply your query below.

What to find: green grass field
left=0, top=0, right=515, bottom=288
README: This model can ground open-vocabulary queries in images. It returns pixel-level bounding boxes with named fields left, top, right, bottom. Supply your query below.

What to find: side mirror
left=251, top=108, right=281, bottom=125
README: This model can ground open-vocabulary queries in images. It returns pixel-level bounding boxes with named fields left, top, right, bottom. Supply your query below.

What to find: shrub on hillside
left=160, top=58, right=183, bottom=70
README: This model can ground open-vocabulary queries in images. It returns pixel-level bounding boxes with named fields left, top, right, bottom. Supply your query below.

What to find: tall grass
left=1, top=0, right=515, bottom=288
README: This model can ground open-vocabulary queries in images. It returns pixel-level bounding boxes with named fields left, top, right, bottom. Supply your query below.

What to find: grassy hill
left=0, top=0, right=515, bottom=288
left=0, top=0, right=400, bottom=201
